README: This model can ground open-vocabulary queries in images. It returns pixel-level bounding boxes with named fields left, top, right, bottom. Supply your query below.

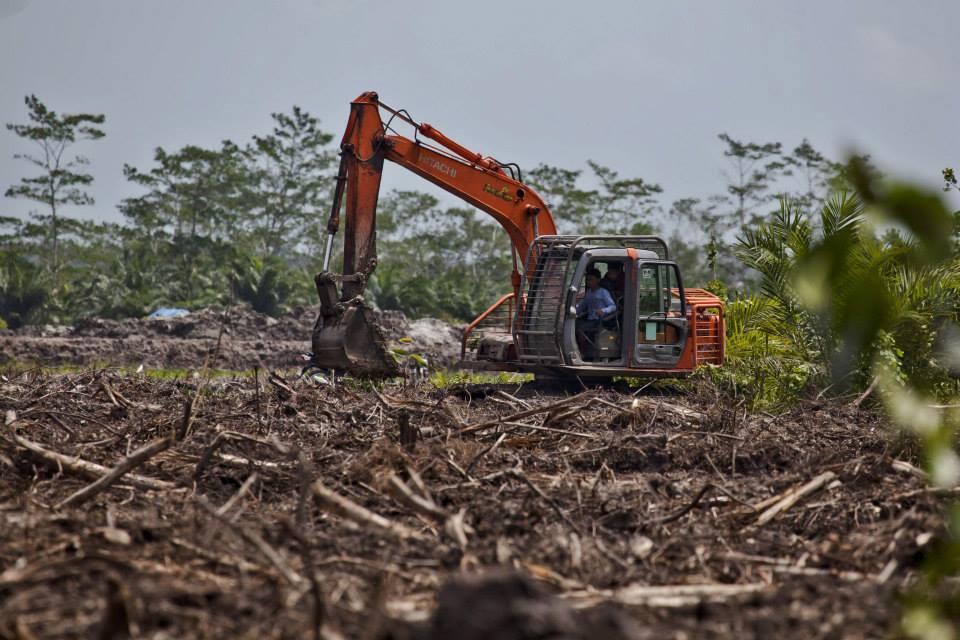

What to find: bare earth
left=0, top=305, right=464, bottom=372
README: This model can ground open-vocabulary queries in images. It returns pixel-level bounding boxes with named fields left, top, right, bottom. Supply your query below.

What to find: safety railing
left=684, top=288, right=725, bottom=366
left=461, top=293, right=515, bottom=360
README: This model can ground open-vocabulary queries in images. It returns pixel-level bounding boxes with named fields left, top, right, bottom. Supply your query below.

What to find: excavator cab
left=557, top=243, right=687, bottom=371
left=465, top=235, right=724, bottom=379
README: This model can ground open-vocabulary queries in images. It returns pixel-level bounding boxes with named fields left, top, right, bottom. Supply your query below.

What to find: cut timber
left=57, top=435, right=175, bottom=509
left=755, top=471, right=837, bottom=526
left=890, top=459, right=928, bottom=480
left=616, top=582, right=768, bottom=607
left=630, top=398, right=707, bottom=422
left=566, top=582, right=768, bottom=609
left=312, top=480, right=426, bottom=541
left=5, top=430, right=174, bottom=492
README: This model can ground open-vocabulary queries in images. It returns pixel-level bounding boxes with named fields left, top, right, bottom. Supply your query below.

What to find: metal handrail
left=689, top=300, right=725, bottom=365
left=461, top=293, right=514, bottom=360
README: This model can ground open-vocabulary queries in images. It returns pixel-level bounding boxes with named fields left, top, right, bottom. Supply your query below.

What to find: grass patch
left=430, top=370, right=533, bottom=388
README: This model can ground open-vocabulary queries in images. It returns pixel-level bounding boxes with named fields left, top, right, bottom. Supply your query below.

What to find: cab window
left=636, top=263, right=683, bottom=345
left=637, top=263, right=677, bottom=316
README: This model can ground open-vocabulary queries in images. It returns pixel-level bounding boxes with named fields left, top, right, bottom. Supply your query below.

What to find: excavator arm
left=312, top=91, right=557, bottom=376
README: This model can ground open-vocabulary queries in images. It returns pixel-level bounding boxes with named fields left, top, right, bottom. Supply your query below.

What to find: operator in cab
left=600, top=262, right=625, bottom=301
left=577, top=268, right=617, bottom=337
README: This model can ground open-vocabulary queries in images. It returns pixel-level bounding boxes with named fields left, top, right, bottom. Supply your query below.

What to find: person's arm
left=576, top=295, right=586, bottom=316
left=599, top=288, right=617, bottom=316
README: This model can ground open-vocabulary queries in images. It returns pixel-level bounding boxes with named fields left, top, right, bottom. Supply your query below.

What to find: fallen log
left=614, top=582, right=768, bottom=607
left=565, top=582, right=768, bottom=608
left=4, top=430, right=174, bottom=492
left=755, top=471, right=837, bottom=526
left=56, top=435, right=175, bottom=509
left=312, top=480, right=426, bottom=541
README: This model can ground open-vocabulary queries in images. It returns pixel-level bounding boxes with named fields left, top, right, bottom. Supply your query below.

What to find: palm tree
left=730, top=193, right=960, bottom=402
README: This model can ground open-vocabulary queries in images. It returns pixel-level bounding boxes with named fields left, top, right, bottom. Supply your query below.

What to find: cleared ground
left=0, top=305, right=462, bottom=372
left=0, top=364, right=950, bottom=639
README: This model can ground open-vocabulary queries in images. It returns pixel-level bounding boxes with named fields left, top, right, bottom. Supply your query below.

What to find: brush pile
left=0, top=370, right=951, bottom=639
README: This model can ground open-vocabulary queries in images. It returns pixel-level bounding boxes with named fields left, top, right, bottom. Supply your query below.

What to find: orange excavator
left=312, top=92, right=724, bottom=380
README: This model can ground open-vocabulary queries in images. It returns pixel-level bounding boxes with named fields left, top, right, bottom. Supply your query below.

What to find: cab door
left=633, top=261, right=688, bottom=367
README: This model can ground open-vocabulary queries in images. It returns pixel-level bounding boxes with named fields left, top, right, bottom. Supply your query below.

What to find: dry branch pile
left=0, top=370, right=950, bottom=639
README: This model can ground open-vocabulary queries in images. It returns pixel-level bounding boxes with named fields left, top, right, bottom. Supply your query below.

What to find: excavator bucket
left=310, top=303, right=400, bottom=378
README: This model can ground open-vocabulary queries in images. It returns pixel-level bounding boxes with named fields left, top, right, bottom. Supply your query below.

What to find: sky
left=1, top=0, right=957, bottom=225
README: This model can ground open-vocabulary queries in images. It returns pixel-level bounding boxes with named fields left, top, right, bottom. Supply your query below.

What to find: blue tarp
left=147, top=307, right=190, bottom=319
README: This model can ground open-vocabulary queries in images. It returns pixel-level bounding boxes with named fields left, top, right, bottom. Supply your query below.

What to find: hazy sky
left=1, top=0, right=957, bottom=225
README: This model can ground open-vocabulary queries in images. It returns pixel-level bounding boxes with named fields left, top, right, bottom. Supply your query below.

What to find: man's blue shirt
left=577, top=287, right=617, bottom=319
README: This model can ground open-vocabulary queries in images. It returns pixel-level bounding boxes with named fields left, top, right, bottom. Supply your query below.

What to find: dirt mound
left=375, top=311, right=465, bottom=369
left=0, top=371, right=950, bottom=638
left=1, top=306, right=464, bottom=371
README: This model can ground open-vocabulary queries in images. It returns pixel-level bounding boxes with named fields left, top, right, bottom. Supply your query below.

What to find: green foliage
left=726, top=188, right=960, bottom=406
left=0, top=248, right=51, bottom=328
left=369, top=192, right=514, bottom=321
left=527, top=161, right=661, bottom=235
left=734, top=198, right=835, bottom=370
left=389, top=337, right=429, bottom=370
left=430, top=370, right=531, bottom=388
left=704, top=295, right=819, bottom=408
left=5, top=95, right=105, bottom=274
left=794, top=160, right=959, bottom=388
left=230, top=256, right=308, bottom=316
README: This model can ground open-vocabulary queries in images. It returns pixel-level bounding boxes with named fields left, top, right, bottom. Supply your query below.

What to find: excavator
left=312, top=92, right=725, bottom=380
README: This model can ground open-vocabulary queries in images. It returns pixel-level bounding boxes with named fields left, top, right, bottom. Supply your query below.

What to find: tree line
left=0, top=95, right=944, bottom=331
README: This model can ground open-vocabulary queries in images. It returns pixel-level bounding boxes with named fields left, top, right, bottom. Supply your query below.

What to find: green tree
left=120, top=142, right=246, bottom=306
left=527, top=161, right=663, bottom=235
left=526, top=164, right=598, bottom=233
left=4, top=95, right=105, bottom=273
left=587, top=160, right=662, bottom=234
left=783, top=139, right=841, bottom=210
left=718, top=133, right=785, bottom=227
left=243, top=106, right=335, bottom=258
left=371, top=191, right=512, bottom=321
left=121, top=142, right=245, bottom=241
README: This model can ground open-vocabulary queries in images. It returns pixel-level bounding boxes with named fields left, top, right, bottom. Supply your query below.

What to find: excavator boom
left=312, top=92, right=557, bottom=376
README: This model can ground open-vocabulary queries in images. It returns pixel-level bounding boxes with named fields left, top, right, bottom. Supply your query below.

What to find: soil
left=0, top=306, right=465, bottom=371
left=0, top=364, right=954, bottom=639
